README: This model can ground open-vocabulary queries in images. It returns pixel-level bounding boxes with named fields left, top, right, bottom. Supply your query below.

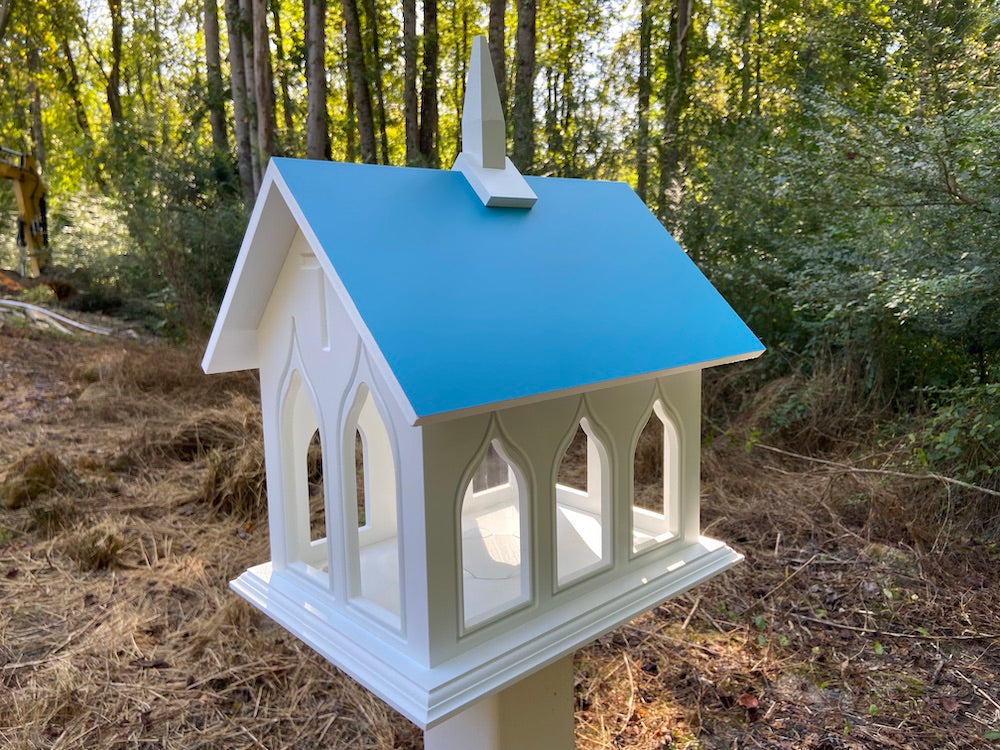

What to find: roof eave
left=202, top=162, right=296, bottom=374
left=411, top=347, right=765, bottom=426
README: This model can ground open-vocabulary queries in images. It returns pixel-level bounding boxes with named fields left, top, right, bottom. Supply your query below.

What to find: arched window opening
left=631, top=401, right=680, bottom=554
left=354, top=430, right=366, bottom=528
left=347, top=387, right=401, bottom=625
left=307, top=429, right=326, bottom=542
left=473, top=443, right=509, bottom=492
left=461, top=440, right=530, bottom=629
left=281, top=370, right=328, bottom=581
left=555, top=420, right=610, bottom=586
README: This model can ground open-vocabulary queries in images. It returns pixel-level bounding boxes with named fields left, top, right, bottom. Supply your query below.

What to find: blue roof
left=273, top=158, right=763, bottom=421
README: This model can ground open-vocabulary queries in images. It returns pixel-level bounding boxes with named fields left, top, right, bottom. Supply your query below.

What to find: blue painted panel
left=274, top=158, right=763, bottom=419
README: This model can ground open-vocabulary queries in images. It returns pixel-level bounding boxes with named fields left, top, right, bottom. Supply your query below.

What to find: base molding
left=231, top=536, right=742, bottom=728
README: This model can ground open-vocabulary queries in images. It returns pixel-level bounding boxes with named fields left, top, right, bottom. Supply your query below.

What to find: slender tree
left=305, top=0, right=329, bottom=159
left=237, top=0, right=261, bottom=188
left=225, top=0, right=256, bottom=200
left=0, top=0, right=14, bottom=44
left=205, top=0, right=229, bottom=155
left=635, top=0, right=651, bottom=202
left=402, top=0, right=418, bottom=163
left=419, top=0, right=440, bottom=167
left=106, top=0, right=123, bottom=122
left=657, top=0, right=692, bottom=224
left=361, top=0, right=390, bottom=163
left=58, top=38, right=93, bottom=143
left=341, top=0, right=377, bottom=162
left=488, top=0, right=506, bottom=110
left=511, top=0, right=535, bottom=170
left=452, top=4, right=469, bottom=157
left=26, top=45, right=45, bottom=167
left=252, top=0, right=276, bottom=165
left=270, top=0, right=296, bottom=142
left=344, top=49, right=358, bottom=161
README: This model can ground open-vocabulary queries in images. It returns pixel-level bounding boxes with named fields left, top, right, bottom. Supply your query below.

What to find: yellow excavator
left=1, top=146, right=49, bottom=277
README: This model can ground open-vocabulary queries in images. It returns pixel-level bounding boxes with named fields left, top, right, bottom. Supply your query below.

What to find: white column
left=424, top=655, right=575, bottom=750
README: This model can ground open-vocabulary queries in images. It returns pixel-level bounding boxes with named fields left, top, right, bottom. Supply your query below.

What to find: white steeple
left=452, top=35, right=537, bottom=209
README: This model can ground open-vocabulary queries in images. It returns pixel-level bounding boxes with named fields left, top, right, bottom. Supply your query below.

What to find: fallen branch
left=0, top=299, right=111, bottom=335
left=791, top=612, right=999, bottom=641
left=756, top=443, right=1000, bottom=498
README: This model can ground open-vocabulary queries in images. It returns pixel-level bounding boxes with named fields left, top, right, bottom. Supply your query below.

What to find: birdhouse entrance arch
left=459, top=430, right=531, bottom=631
left=631, top=396, right=683, bottom=554
left=344, top=381, right=402, bottom=627
left=278, top=352, right=329, bottom=584
left=554, top=411, right=613, bottom=588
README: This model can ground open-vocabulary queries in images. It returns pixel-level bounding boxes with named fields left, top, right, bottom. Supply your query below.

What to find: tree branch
left=755, top=443, right=1000, bottom=498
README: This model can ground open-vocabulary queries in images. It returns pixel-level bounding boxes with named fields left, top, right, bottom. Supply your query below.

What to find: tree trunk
left=361, top=0, right=390, bottom=163
left=341, top=0, right=377, bottom=163
left=252, top=0, right=276, bottom=165
left=418, top=0, right=439, bottom=167
left=270, top=0, right=296, bottom=141
left=543, top=62, right=558, bottom=171
left=511, top=0, right=535, bottom=171
left=452, top=5, right=468, bottom=157
left=488, top=0, right=506, bottom=111
left=58, top=38, right=94, bottom=143
left=26, top=46, right=46, bottom=168
left=739, top=6, right=752, bottom=118
left=402, top=0, right=418, bottom=164
left=225, top=0, right=256, bottom=200
left=305, top=0, right=329, bottom=159
left=237, top=0, right=261, bottom=188
left=205, top=0, right=229, bottom=155
left=635, top=0, right=651, bottom=203
left=344, top=48, right=358, bottom=161
left=657, top=0, right=692, bottom=225
left=0, top=0, right=14, bottom=45
left=106, top=0, right=124, bottom=122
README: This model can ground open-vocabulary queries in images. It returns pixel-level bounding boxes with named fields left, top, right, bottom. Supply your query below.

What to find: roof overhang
left=202, top=167, right=298, bottom=375
left=410, top=348, right=764, bottom=426
left=202, top=161, right=420, bottom=426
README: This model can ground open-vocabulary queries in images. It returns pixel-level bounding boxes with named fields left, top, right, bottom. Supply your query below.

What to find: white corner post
left=424, top=655, right=575, bottom=750
left=452, top=35, right=537, bottom=209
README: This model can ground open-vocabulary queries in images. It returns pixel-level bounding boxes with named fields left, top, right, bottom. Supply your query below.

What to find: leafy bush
left=907, top=384, right=1000, bottom=485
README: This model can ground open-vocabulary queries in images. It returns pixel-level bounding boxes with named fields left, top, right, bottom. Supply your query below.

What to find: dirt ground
left=1, top=317, right=998, bottom=749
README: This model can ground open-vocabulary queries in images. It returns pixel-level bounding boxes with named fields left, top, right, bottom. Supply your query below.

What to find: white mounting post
left=452, top=35, right=537, bottom=209
left=424, top=655, right=575, bottom=750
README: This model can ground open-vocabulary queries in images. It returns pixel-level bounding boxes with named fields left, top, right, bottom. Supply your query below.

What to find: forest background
left=1, top=0, right=998, bottom=529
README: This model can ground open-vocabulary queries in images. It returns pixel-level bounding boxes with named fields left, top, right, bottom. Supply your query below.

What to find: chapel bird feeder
left=203, top=36, right=764, bottom=749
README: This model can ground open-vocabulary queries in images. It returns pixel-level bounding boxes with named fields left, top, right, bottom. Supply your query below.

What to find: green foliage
left=908, top=385, right=1000, bottom=482
left=101, top=119, right=247, bottom=334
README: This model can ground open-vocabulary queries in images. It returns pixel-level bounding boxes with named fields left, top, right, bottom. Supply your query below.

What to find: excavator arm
left=1, top=147, right=49, bottom=277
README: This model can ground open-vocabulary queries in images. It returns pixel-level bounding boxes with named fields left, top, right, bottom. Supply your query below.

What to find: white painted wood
left=631, top=398, right=683, bottom=554
left=452, top=152, right=538, bottom=209
left=424, top=655, right=574, bottom=750
left=343, top=382, right=402, bottom=626
left=554, top=415, right=612, bottom=587
left=451, top=36, right=537, bottom=209
left=231, top=535, right=741, bottom=728
left=209, top=121, right=746, bottom=743
left=462, top=35, right=505, bottom=171
left=203, top=166, right=298, bottom=374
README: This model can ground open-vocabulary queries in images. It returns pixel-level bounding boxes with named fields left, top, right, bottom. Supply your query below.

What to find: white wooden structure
left=204, top=36, right=763, bottom=749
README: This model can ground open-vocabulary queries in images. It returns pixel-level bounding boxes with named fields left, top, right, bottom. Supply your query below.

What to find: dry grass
left=1, top=327, right=998, bottom=749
